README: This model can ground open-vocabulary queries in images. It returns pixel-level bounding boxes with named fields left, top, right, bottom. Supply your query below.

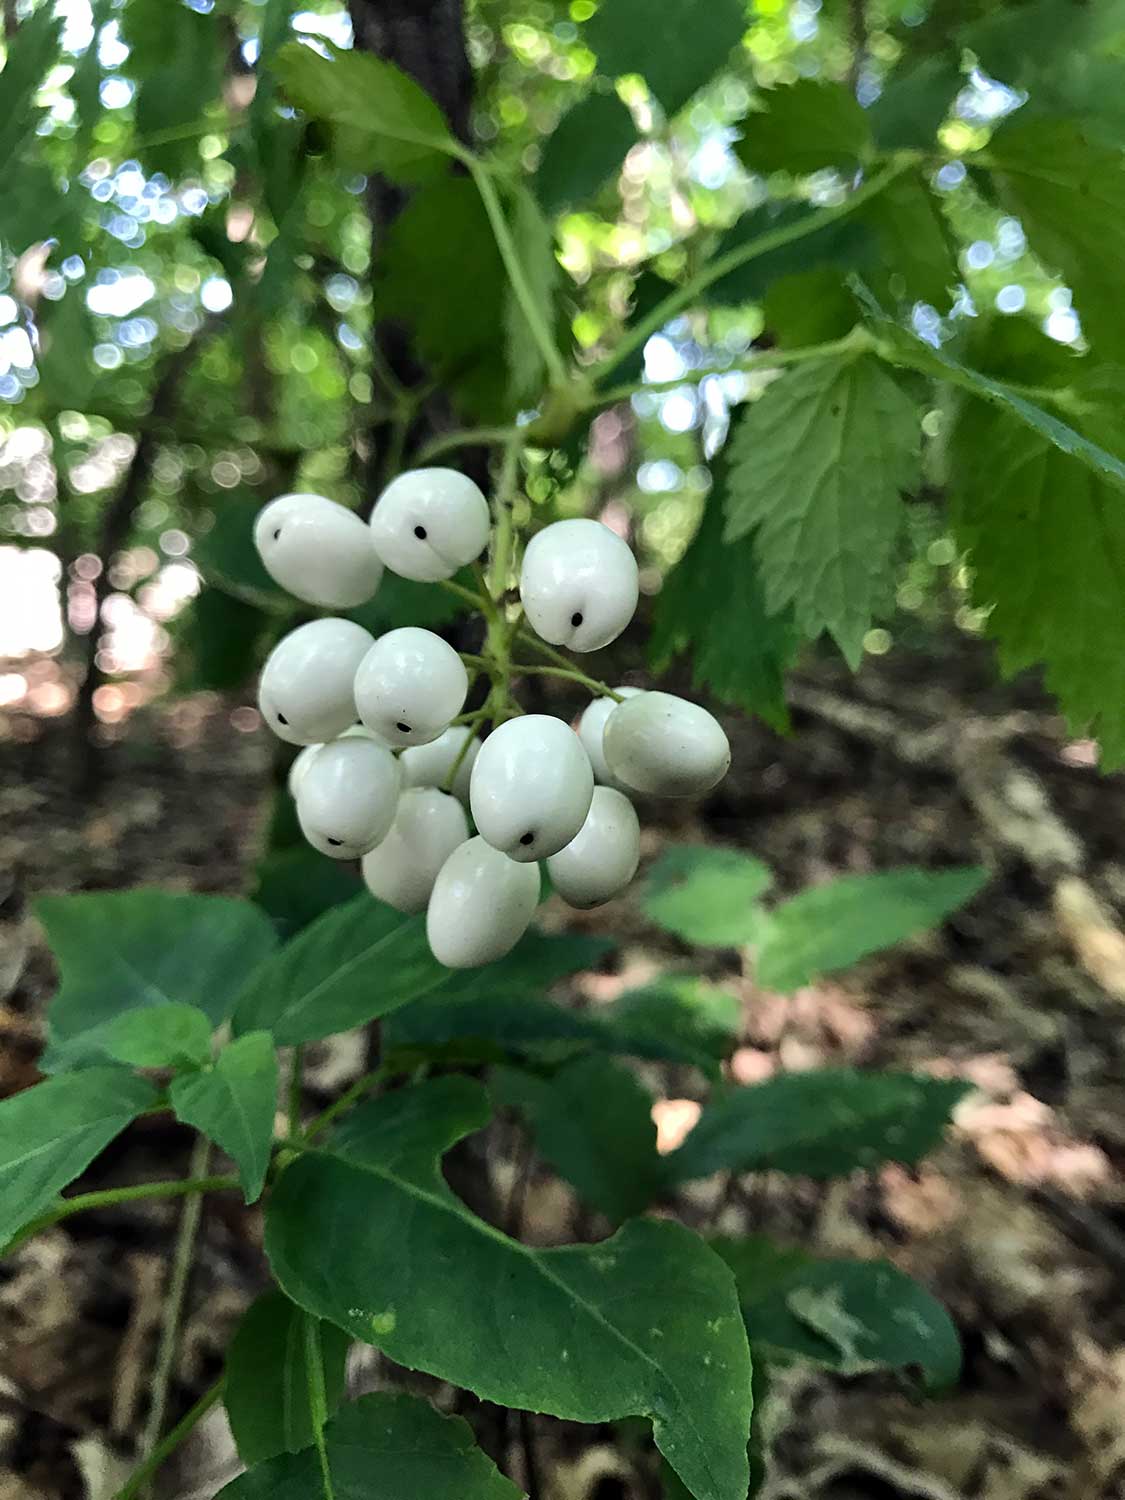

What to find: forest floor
left=3, top=629, right=1125, bottom=1500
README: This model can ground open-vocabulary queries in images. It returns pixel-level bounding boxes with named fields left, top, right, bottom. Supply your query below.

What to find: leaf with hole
left=265, top=1077, right=753, bottom=1500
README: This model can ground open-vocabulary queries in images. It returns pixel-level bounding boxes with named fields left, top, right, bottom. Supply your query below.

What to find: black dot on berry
left=571, top=611, right=583, bottom=627
left=519, top=831, right=535, bottom=846
left=326, top=837, right=343, bottom=847
left=413, top=525, right=427, bottom=540
left=272, top=528, right=282, bottom=541
left=276, top=712, right=288, bottom=725
left=397, top=722, right=411, bottom=734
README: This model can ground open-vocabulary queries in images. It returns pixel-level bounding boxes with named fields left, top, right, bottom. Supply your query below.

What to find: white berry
left=353, top=627, right=469, bottom=747
left=288, top=725, right=390, bottom=799
left=369, top=467, right=490, bottom=582
left=254, top=493, right=383, bottom=608
left=399, top=726, right=481, bottom=805
left=603, top=691, right=730, bottom=797
left=469, top=714, right=594, bottom=862
left=546, top=787, right=640, bottom=909
left=519, top=518, right=639, bottom=653
left=426, top=836, right=540, bottom=968
left=295, top=736, right=400, bottom=858
left=576, top=686, right=643, bottom=790
left=258, top=618, right=373, bottom=745
left=362, top=787, right=469, bottom=913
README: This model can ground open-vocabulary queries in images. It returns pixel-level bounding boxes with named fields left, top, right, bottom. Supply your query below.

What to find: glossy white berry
left=258, top=618, right=373, bottom=745
left=399, top=726, right=481, bottom=805
left=287, top=743, right=321, bottom=799
left=426, top=836, right=540, bottom=968
left=295, top=736, right=400, bottom=859
left=546, top=787, right=640, bottom=909
left=519, top=518, right=639, bottom=653
left=369, top=468, right=490, bottom=582
left=469, top=714, right=594, bottom=862
left=362, top=787, right=469, bottom=913
left=254, top=493, right=383, bottom=608
left=353, top=627, right=469, bottom=747
left=603, top=691, right=730, bottom=797
left=576, top=686, right=643, bottom=790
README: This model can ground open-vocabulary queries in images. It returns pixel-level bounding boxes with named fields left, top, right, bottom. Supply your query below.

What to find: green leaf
left=858, top=169, right=957, bottom=309
left=536, top=91, right=637, bottom=213
left=735, top=81, right=870, bottom=176
left=102, top=1003, right=213, bottom=1070
left=178, top=588, right=271, bottom=694
left=724, top=355, right=920, bottom=665
left=604, top=979, right=740, bottom=1076
left=868, top=311, right=1125, bottom=490
left=218, top=1391, right=523, bottom=1500
left=225, top=1291, right=350, bottom=1466
left=762, top=269, right=857, bottom=348
left=706, top=204, right=873, bottom=308
left=346, top=568, right=474, bottom=635
left=495, top=1056, right=663, bottom=1222
left=0, top=3, right=61, bottom=178
left=121, top=0, right=223, bottom=176
left=374, top=176, right=511, bottom=420
left=650, top=420, right=797, bottom=730
left=37, top=891, right=278, bottom=1067
left=586, top=0, right=747, bottom=117
left=275, top=41, right=456, bottom=184
left=986, top=117, right=1125, bottom=360
left=712, top=1235, right=961, bottom=1388
left=251, top=850, right=360, bottom=941
left=642, top=845, right=773, bottom=948
left=504, top=184, right=561, bottom=403
left=266, top=1078, right=753, bottom=1500
left=665, top=1069, right=969, bottom=1181
left=0, top=1069, right=157, bottom=1245
left=949, top=397, right=1125, bottom=766
left=193, top=495, right=293, bottom=611
left=867, top=56, right=960, bottom=151
left=170, top=1032, right=278, bottom=1203
left=233, top=895, right=446, bottom=1045
left=756, top=865, right=987, bottom=992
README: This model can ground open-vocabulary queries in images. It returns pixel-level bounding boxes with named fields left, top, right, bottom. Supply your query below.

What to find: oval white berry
left=469, top=714, right=594, bottom=862
left=576, top=686, right=643, bottom=790
left=287, top=725, right=390, bottom=799
left=602, top=691, right=730, bottom=797
left=362, top=787, right=469, bottom=913
left=399, top=726, right=481, bottom=805
left=254, top=493, right=383, bottom=608
left=519, top=518, right=639, bottom=653
left=353, top=627, right=469, bottom=747
left=369, top=467, right=490, bottom=582
left=546, top=787, right=640, bottom=909
left=426, top=836, right=540, bottom=968
left=258, top=618, right=373, bottom=745
left=295, top=736, right=400, bottom=859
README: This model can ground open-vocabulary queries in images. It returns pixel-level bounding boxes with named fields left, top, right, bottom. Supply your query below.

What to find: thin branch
left=304, top=1315, right=337, bottom=1500
left=3, top=1173, right=240, bottom=1257
left=137, top=1135, right=211, bottom=1495
left=303, top=1066, right=390, bottom=1141
left=112, top=1379, right=225, bottom=1500
left=413, top=425, right=524, bottom=466
left=594, top=155, right=917, bottom=384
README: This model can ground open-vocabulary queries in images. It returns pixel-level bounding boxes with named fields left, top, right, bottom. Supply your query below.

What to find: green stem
left=592, top=326, right=875, bottom=407
left=488, top=431, right=523, bottom=603
left=513, top=662, right=625, bottom=701
left=455, top=147, right=569, bottom=390
left=595, top=155, right=917, bottom=384
left=442, top=701, right=492, bottom=793
left=304, top=1315, right=337, bottom=1500
left=304, top=1067, right=389, bottom=1141
left=3, top=1174, right=240, bottom=1257
left=437, top=577, right=492, bottom=611
left=413, top=425, right=524, bottom=467
left=138, top=1135, right=211, bottom=1494
left=112, top=1378, right=225, bottom=1500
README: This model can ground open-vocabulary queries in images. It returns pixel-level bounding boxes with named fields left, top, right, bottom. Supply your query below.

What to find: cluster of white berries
left=253, top=469, right=730, bottom=969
